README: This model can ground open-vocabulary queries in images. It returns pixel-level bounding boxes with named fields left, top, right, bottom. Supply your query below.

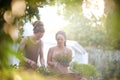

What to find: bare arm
left=19, top=37, right=29, bottom=61
left=47, top=48, right=55, bottom=67
left=39, top=40, right=45, bottom=67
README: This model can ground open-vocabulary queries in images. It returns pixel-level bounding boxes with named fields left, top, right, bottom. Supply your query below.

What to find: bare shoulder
left=20, top=36, right=29, bottom=45
left=49, top=46, right=56, bottom=51
left=48, top=46, right=56, bottom=56
left=19, top=36, right=29, bottom=50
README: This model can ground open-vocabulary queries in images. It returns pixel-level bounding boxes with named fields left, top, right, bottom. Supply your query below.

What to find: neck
left=57, top=44, right=65, bottom=49
left=33, top=36, right=40, bottom=43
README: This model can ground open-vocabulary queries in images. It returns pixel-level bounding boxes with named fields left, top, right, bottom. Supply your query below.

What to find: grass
left=0, top=67, right=77, bottom=80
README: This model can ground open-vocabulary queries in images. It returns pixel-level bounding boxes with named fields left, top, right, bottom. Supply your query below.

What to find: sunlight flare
left=39, top=6, right=68, bottom=33
left=82, top=0, right=104, bottom=19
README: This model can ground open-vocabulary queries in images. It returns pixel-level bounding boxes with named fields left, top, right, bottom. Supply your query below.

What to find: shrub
left=53, top=52, right=72, bottom=66
left=70, top=62, right=100, bottom=77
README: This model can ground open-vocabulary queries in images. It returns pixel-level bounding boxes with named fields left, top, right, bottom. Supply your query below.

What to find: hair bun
left=32, top=21, right=43, bottom=27
left=32, top=21, right=45, bottom=33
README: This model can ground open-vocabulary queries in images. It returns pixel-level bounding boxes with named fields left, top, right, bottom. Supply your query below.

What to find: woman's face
left=56, top=34, right=65, bottom=46
left=35, top=32, right=44, bottom=40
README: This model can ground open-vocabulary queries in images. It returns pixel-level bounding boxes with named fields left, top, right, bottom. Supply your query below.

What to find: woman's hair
left=55, top=30, right=67, bottom=46
left=32, top=21, right=45, bottom=33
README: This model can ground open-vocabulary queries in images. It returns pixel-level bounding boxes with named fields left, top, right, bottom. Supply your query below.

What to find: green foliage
left=106, top=10, right=120, bottom=49
left=36, top=66, right=62, bottom=76
left=53, top=53, right=72, bottom=66
left=104, top=0, right=120, bottom=50
left=8, top=64, right=19, bottom=70
left=0, top=69, right=14, bottom=80
left=103, top=60, right=120, bottom=80
left=58, top=0, right=107, bottom=48
left=70, top=62, right=100, bottom=77
left=0, top=36, right=19, bottom=69
left=36, top=66, right=49, bottom=75
left=63, top=14, right=107, bottom=48
left=62, top=0, right=83, bottom=21
left=87, top=47, right=120, bottom=80
left=0, top=0, right=48, bottom=71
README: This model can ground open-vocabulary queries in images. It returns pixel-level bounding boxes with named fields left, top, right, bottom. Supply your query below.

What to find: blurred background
left=0, top=0, right=120, bottom=80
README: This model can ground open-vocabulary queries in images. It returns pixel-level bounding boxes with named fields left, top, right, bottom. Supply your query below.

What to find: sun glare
left=82, top=0, right=104, bottom=19
left=23, top=1, right=104, bottom=37
left=39, top=6, right=68, bottom=34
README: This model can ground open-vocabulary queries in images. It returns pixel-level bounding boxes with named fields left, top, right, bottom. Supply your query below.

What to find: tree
left=56, top=0, right=107, bottom=48
left=0, top=0, right=48, bottom=70
left=104, top=0, right=120, bottom=50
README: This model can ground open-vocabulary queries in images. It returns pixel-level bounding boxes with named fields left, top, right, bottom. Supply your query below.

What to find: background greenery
left=0, top=0, right=120, bottom=80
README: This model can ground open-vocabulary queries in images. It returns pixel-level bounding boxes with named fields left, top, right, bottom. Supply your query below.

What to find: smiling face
left=56, top=34, right=65, bottom=46
left=55, top=31, right=67, bottom=46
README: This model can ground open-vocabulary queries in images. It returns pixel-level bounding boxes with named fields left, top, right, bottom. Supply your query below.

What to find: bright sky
left=23, top=0, right=104, bottom=36
left=23, top=6, right=68, bottom=37
left=39, top=6, right=68, bottom=34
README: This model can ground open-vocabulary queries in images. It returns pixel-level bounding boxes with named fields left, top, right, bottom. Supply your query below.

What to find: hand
left=53, top=62, right=58, bottom=69
left=41, top=63, right=45, bottom=68
left=30, top=61, right=38, bottom=69
left=54, top=63, right=68, bottom=74
left=53, top=62, right=61, bottom=70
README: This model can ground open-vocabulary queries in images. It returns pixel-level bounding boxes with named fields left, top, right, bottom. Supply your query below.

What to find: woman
left=19, top=21, right=45, bottom=70
left=47, top=30, right=72, bottom=74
